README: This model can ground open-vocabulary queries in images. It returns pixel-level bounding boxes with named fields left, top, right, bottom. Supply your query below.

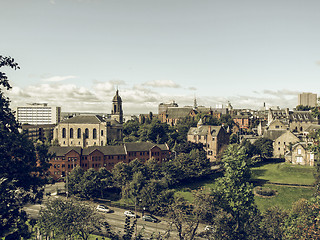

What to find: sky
left=1, top=0, right=320, bottom=115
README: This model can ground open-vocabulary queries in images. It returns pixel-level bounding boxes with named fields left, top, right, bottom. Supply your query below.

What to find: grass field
left=251, top=162, right=315, bottom=185
left=254, top=184, right=314, bottom=212
left=175, top=162, right=316, bottom=212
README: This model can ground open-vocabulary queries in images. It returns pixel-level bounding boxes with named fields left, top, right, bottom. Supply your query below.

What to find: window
left=77, top=128, right=81, bottom=139
left=275, top=125, right=279, bottom=129
left=93, top=128, right=97, bottom=139
left=297, top=148, right=302, bottom=155
left=62, top=128, right=66, bottom=138
left=70, top=128, right=74, bottom=139
left=296, top=156, right=303, bottom=163
left=85, top=128, right=89, bottom=139
left=101, top=130, right=104, bottom=136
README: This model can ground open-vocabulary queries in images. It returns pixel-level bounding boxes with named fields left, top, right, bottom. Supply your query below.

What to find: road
left=23, top=183, right=207, bottom=239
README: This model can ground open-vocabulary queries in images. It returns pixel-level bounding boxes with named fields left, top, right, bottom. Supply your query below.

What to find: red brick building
left=48, top=142, right=169, bottom=180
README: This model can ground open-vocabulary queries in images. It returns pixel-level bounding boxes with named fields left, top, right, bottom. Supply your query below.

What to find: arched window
left=70, top=128, right=74, bottom=139
left=85, top=128, right=89, bottom=139
left=62, top=128, right=66, bottom=138
left=77, top=128, right=81, bottom=139
left=93, top=128, right=97, bottom=139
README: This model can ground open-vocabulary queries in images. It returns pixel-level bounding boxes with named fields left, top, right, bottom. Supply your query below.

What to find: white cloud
left=144, top=80, right=181, bottom=88
left=6, top=82, right=301, bottom=115
left=42, top=75, right=77, bottom=82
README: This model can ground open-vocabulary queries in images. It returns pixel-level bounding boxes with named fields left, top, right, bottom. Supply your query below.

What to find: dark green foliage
left=254, top=186, right=276, bottom=197
left=0, top=56, right=50, bottom=238
left=38, top=199, right=102, bottom=240
left=229, top=133, right=238, bottom=144
left=174, top=141, right=204, bottom=154
left=201, top=144, right=261, bottom=239
left=260, top=206, right=288, bottom=240
left=296, top=105, right=312, bottom=111
left=68, top=167, right=116, bottom=199
left=253, top=137, right=273, bottom=159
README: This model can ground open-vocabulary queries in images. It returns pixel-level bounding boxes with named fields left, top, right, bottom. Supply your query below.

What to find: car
left=142, top=215, right=159, bottom=223
left=96, top=205, right=111, bottom=213
left=204, top=225, right=215, bottom=232
left=124, top=210, right=139, bottom=218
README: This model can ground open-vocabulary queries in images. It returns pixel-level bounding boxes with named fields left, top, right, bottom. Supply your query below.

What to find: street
left=23, top=183, right=207, bottom=239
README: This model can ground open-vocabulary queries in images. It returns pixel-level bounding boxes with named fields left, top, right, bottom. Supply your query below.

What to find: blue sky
left=2, top=0, right=320, bottom=114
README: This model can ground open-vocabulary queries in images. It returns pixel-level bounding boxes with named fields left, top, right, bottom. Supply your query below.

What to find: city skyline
left=2, top=0, right=320, bottom=114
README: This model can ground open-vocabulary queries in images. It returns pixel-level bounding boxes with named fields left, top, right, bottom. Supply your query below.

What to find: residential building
left=298, top=92, right=317, bottom=107
left=285, top=142, right=316, bottom=166
left=187, top=119, right=229, bottom=161
left=48, top=142, right=170, bottom=180
left=15, top=103, right=61, bottom=125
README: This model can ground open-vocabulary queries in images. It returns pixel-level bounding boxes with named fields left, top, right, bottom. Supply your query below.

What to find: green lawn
left=254, top=184, right=314, bottom=212
left=251, top=162, right=315, bottom=185
left=174, top=162, right=316, bottom=212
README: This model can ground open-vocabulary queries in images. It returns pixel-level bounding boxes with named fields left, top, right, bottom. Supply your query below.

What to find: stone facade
left=53, top=91, right=123, bottom=147
left=187, top=120, right=229, bottom=161
left=272, top=131, right=300, bottom=158
left=53, top=115, right=122, bottom=147
left=285, top=142, right=316, bottom=166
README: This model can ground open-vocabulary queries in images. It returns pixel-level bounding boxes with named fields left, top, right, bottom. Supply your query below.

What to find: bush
left=255, top=186, right=276, bottom=197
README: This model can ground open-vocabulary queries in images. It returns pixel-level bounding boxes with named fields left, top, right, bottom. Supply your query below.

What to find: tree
left=0, top=56, right=50, bottom=238
left=167, top=196, right=201, bottom=240
left=260, top=206, right=288, bottom=240
left=283, top=197, right=320, bottom=239
left=308, top=129, right=320, bottom=195
left=209, top=144, right=261, bottom=239
left=253, top=137, right=273, bottom=159
left=296, top=105, right=312, bottom=111
left=38, top=198, right=102, bottom=240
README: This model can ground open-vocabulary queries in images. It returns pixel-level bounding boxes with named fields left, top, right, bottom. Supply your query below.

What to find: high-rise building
left=298, top=92, right=317, bottom=107
left=15, top=103, right=61, bottom=125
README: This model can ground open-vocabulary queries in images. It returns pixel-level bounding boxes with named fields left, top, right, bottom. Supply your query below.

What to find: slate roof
left=289, top=111, right=316, bottom=122
left=61, top=115, right=105, bottom=124
left=124, top=142, right=169, bottom=152
left=82, top=145, right=126, bottom=155
left=305, top=124, right=320, bottom=132
left=166, top=107, right=194, bottom=119
left=188, top=125, right=222, bottom=137
left=49, top=146, right=82, bottom=156
left=263, top=130, right=287, bottom=141
left=49, top=142, right=169, bottom=156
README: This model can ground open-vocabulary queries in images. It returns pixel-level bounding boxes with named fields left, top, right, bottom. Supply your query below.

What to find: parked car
left=204, top=225, right=215, bottom=232
left=124, top=210, right=140, bottom=218
left=142, top=215, right=159, bottom=223
left=96, top=205, right=112, bottom=213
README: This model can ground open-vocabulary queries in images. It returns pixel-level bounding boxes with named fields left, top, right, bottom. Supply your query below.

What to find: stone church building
left=53, top=90, right=123, bottom=147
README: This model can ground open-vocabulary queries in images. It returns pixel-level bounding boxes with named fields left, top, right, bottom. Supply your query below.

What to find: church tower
left=111, top=90, right=123, bottom=123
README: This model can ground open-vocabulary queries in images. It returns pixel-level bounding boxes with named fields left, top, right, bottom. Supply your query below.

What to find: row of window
left=62, top=128, right=103, bottom=139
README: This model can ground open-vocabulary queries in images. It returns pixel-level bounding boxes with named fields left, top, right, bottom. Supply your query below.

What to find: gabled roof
left=263, top=130, right=287, bottom=141
left=124, top=142, right=169, bottom=152
left=82, top=146, right=126, bottom=155
left=290, top=111, right=317, bottom=122
left=166, top=107, right=194, bottom=119
left=188, top=125, right=223, bottom=137
left=304, top=124, right=320, bottom=133
left=61, top=115, right=105, bottom=124
left=49, top=146, right=82, bottom=156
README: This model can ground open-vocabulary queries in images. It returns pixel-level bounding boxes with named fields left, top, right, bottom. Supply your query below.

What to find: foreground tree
left=0, top=56, right=50, bottom=238
left=38, top=198, right=103, bottom=240
left=167, top=196, right=201, bottom=240
left=210, top=144, right=261, bottom=239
